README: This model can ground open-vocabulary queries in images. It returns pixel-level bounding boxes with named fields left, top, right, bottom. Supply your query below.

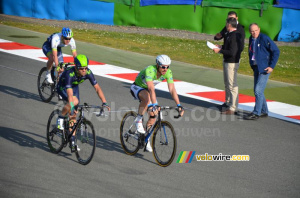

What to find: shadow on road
left=0, top=126, right=77, bottom=163
left=0, top=85, right=56, bottom=105
left=0, top=126, right=49, bottom=151
left=96, top=135, right=156, bottom=165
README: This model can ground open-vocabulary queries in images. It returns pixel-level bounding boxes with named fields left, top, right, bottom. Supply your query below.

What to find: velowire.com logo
left=176, top=151, right=250, bottom=163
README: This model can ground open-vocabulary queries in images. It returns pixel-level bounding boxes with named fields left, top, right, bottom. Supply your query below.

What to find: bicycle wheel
left=120, top=111, right=140, bottom=155
left=75, top=119, right=96, bottom=165
left=37, top=67, right=55, bottom=103
left=152, top=121, right=177, bottom=167
left=47, top=110, right=64, bottom=153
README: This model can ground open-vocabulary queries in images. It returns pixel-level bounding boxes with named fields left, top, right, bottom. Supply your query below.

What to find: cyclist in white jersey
left=42, top=27, right=77, bottom=84
left=130, top=55, right=184, bottom=152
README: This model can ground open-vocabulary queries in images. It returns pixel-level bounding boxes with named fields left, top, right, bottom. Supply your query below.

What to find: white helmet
left=156, top=55, right=171, bottom=66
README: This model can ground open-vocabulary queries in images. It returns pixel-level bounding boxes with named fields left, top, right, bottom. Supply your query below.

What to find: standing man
left=214, top=11, right=245, bottom=48
left=245, top=23, right=280, bottom=120
left=213, top=17, right=243, bottom=114
left=214, top=11, right=245, bottom=111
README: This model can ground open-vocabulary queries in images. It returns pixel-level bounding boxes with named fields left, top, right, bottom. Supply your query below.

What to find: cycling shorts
left=57, top=85, right=80, bottom=104
left=42, top=41, right=63, bottom=63
left=130, top=83, right=157, bottom=104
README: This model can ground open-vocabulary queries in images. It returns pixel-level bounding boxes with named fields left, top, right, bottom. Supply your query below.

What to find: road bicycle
left=37, top=62, right=74, bottom=103
left=120, top=106, right=181, bottom=167
left=46, top=103, right=106, bottom=165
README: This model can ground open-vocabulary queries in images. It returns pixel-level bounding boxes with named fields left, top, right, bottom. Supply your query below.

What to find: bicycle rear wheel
left=120, top=111, right=140, bottom=155
left=37, top=67, right=55, bottom=103
left=47, top=110, right=64, bottom=153
left=152, top=121, right=177, bottom=167
left=75, top=119, right=96, bottom=165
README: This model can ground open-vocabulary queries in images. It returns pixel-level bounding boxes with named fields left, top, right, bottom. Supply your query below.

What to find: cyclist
left=130, top=55, right=184, bottom=152
left=56, top=54, right=110, bottom=151
left=42, top=27, right=77, bottom=84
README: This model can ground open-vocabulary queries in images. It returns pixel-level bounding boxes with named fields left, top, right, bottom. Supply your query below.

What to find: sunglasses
left=78, top=67, right=88, bottom=71
left=160, top=65, right=169, bottom=69
left=63, top=36, right=71, bottom=40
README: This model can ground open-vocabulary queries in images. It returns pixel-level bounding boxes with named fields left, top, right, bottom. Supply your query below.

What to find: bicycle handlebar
left=148, top=105, right=183, bottom=119
left=58, top=62, right=75, bottom=69
left=78, top=103, right=107, bottom=117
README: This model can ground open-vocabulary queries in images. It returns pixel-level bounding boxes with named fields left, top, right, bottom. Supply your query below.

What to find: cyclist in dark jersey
left=56, top=54, right=110, bottom=151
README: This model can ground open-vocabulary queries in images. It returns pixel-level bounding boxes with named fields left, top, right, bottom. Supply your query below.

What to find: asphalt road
left=0, top=51, right=299, bottom=198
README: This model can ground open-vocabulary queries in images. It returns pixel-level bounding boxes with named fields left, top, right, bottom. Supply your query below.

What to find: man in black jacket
left=213, top=17, right=243, bottom=114
left=214, top=11, right=245, bottom=51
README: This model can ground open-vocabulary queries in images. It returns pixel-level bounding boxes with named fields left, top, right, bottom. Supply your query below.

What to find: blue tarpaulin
left=274, top=0, right=300, bottom=10
left=1, top=0, right=114, bottom=25
left=140, top=0, right=203, bottom=6
left=278, top=9, right=300, bottom=42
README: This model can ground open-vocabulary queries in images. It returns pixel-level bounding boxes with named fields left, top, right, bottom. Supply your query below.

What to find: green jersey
left=134, top=65, right=174, bottom=89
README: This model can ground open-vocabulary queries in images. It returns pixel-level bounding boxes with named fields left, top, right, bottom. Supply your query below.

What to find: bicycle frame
left=144, top=110, right=163, bottom=144
left=123, top=106, right=180, bottom=148
left=64, top=110, right=84, bottom=142
left=63, top=104, right=103, bottom=143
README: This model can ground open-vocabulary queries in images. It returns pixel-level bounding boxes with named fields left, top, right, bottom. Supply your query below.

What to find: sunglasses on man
left=160, top=65, right=169, bottom=69
left=63, top=36, right=71, bottom=40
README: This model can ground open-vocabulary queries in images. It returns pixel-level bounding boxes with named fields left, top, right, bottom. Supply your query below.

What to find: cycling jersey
left=57, top=67, right=97, bottom=89
left=134, top=65, right=174, bottom=89
left=42, top=32, right=76, bottom=59
left=48, top=32, right=76, bottom=52
left=57, top=67, right=97, bottom=102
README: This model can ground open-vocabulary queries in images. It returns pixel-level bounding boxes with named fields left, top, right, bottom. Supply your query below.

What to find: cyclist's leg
left=42, top=41, right=54, bottom=71
left=58, top=86, right=79, bottom=116
left=69, top=88, right=80, bottom=151
left=137, top=90, right=154, bottom=151
left=137, top=90, right=150, bottom=116
left=137, top=90, right=150, bottom=133
left=69, top=86, right=80, bottom=134
left=43, top=42, right=55, bottom=83
left=130, top=84, right=149, bottom=133
left=146, top=103, right=158, bottom=131
left=57, top=48, right=64, bottom=76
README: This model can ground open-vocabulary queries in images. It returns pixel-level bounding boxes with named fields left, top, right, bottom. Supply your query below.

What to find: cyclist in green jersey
left=130, top=55, right=184, bottom=152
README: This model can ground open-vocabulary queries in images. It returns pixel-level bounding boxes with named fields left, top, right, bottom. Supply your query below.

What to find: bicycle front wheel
left=120, top=111, right=140, bottom=155
left=75, top=119, right=96, bottom=165
left=47, top=110, right=64, bottom=153
left=37, top=67, right=55, bottom=103
left=152, top=121, right=177, bottom=167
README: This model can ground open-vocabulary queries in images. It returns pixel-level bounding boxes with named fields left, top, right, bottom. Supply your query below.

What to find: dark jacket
left=248, top=33, right=280, bottom=73
left=215, top=23, right=245, bottom=51
left=219, top=30, right=242, bottom=63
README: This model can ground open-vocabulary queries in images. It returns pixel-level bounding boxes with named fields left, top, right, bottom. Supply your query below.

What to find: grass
left=1, top=21, right=300, bottom=106
left=1, top=21, right=299, bottom=85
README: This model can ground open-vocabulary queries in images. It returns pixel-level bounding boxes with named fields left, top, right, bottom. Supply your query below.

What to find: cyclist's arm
left=168, top=83, right=184, bottom=116
left=146, top=80, right=157, bottom=104
left=52, top=49, right=59, bottom=67
left=70, top=39, right=77, bottom=58
left=66, top=88, right=75, bottom=109
left=72, top=50, right=77, bottom=58
left=94, top=83, right=107, bottom=104
left=167, top=83, right=180, bottom=105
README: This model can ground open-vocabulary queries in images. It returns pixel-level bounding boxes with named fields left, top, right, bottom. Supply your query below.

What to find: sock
left=136, top=114, right=143, bottom=122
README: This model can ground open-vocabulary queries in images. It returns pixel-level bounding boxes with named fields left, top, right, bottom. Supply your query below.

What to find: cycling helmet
left=61, top=27, right=73, bottom=39
left=74, top=54, right=89, bottom=69
left=156, top=55, right=171, bottom=66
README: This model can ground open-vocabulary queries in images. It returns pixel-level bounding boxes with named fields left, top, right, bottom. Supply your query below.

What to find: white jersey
left=51, top=33, right=76, bottom=51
